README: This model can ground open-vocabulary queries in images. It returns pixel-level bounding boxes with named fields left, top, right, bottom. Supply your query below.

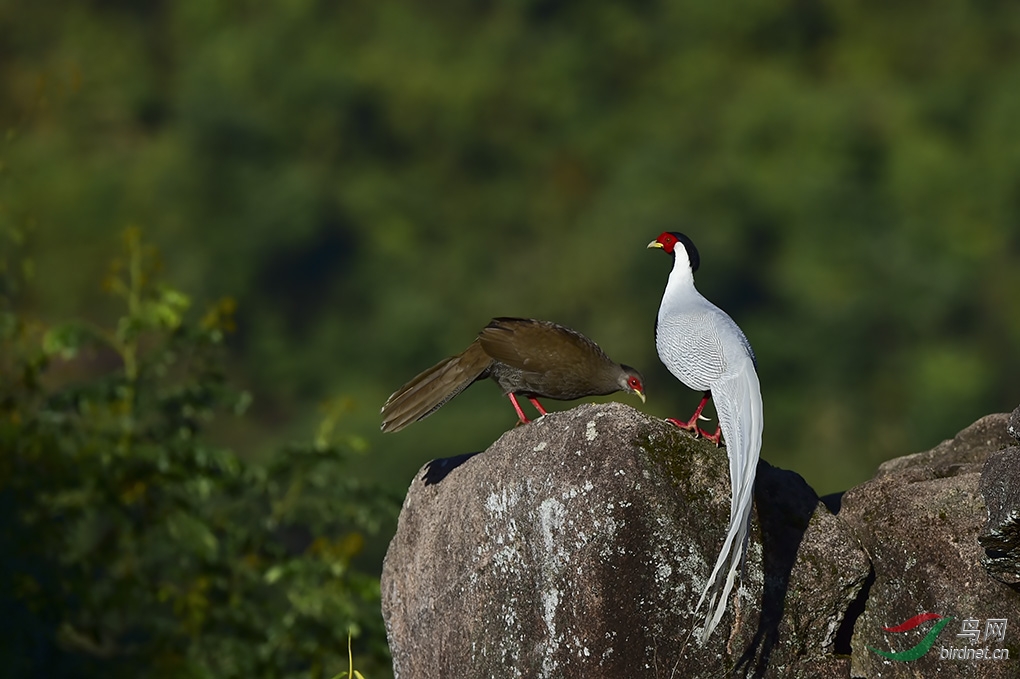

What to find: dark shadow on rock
left=422, top=452, right=481, bottom=485
left=820, top=491, right=844, bottom=515
left=736, top=461, right=817, bottom=678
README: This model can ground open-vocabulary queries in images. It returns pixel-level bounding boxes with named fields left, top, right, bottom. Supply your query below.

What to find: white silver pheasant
left=648, top=231, right=763, bottom=643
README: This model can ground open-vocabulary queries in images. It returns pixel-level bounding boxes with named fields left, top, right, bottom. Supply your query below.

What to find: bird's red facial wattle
left=646, top=231, right=700, bottom=273
left=648, top=232, right=679, bottom=254
left=624, top=373, right=646, bottom=402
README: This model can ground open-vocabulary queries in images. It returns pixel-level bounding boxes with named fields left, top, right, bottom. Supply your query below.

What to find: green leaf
left=264, top=564, right=286, bottom=584
left=42, top=323, right=91, bottom=360
left=166, top=511, right=219, bottom=559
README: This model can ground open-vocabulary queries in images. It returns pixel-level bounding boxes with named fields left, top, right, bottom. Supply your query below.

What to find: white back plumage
left=653, top=239, right=764, bottom=643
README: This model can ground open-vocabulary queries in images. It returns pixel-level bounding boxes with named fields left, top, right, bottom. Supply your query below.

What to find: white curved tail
left=694, top=356, right=763, bottom=642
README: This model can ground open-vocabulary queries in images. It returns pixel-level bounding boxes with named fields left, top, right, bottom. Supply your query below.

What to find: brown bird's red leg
left=666, top=390, right=711, bottom=435
left=508, top=393, right=530, bottom=425
left=528, top=397, right=549, bottom=416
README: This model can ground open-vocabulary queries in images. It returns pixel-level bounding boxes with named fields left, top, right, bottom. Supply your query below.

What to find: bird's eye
left=628, top=376, right=641, bottom=389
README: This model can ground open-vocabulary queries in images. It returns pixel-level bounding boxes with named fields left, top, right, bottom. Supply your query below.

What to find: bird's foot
left=665, top=392, right=714, bottom=438
left=665, top=417, right=699, bottom=434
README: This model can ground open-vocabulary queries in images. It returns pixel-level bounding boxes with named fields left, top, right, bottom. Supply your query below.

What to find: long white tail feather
left=692, top=357, right=762, bottom=643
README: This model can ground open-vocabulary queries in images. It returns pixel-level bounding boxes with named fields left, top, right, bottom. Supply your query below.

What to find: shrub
left=0, top=229, right=395, bottom=678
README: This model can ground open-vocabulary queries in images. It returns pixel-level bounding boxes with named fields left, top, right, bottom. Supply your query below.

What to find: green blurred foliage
left=0, top=231, right=394, bottom=678
left=2, top=0, right=1019, bottom=625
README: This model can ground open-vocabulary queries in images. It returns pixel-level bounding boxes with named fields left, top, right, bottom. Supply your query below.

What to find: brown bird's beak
left=634, top=389, right=646, bottom=403
left=647, top=240, right=664, bottom=249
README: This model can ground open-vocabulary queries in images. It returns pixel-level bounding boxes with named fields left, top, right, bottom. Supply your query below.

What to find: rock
left=839, top=413, right=1020, bottom=678
left=1007, top=404, right=1020, bottom=442
left=874, top=413, right=1014, bottom=476
left=383, top=403, right=1020, bottom=678
left=381, top=402, right=867, bottom=678
left=979, top=446, right=1020, bottom=586
left=987, top=402, right=1020, bottom=583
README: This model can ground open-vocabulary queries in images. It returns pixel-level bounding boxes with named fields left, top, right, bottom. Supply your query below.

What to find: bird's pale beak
left=647, top=240, right=663, bottom=249
left=635, top=389, right=646, bottom=403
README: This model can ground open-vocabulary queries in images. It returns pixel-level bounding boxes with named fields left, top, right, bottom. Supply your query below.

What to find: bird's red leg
left=528, top=397, right=549, bottom=416
left=666, top=391, right=711, bottom=435
left=508, top=393, right=531, bottom=425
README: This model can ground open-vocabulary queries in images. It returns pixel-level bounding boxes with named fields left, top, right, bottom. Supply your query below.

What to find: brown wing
left=478, top=318, right=617, bottom=396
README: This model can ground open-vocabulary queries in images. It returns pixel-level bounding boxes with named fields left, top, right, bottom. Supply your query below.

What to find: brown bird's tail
left=380, top=342, right=492, bottom=433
